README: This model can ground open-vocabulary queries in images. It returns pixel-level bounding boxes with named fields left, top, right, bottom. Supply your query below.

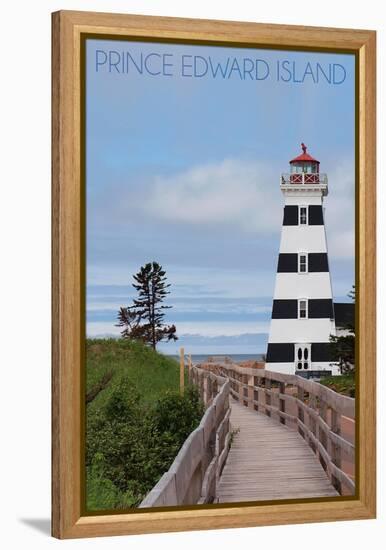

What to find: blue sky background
left=86, top=39, right=355, bottom=354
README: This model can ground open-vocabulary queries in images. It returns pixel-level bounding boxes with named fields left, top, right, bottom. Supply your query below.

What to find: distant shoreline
left=166, top=353, right=265, bottom=365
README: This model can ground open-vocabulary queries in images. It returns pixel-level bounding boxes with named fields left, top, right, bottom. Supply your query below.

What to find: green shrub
left=86, top=453, right=138, bottom=509
left=152, top=386, right=204, bottom=443
left=86, top=453, right=121, bottom=510
left=319, top=374, right=355, bottom=397
left=86, top=377, right=204, bottom=510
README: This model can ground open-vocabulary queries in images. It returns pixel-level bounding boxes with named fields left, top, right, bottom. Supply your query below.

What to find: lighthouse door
left=295, top=344, right=311, bottom=371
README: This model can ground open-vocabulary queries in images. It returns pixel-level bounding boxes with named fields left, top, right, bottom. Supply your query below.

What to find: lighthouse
left=265, top=144, right=339, bottom=377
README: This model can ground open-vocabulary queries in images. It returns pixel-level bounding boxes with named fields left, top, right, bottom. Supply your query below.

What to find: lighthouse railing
left=281, top=173, right=328, bottom=185
left=196, top=360, right=355, bottom=497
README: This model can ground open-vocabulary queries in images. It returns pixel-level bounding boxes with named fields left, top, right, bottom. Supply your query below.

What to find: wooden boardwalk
left=217, top=399, right=338, bottom=503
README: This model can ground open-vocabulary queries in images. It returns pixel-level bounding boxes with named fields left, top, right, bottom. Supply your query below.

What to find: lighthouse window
left=304, top=163, right=317, bottom=174
left=291, top=163, right=303, bottom=174
left=299, top=206, right=308, bottom=225
left=298, top=299, right=308, bottom=319
left=298, top=254, right=308, bottom=273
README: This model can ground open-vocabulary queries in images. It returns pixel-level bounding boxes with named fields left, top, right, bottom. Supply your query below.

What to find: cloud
left=87, top=322, right=121, bottom=337
left=87, top=292, right=272, bottom=315
left=159, top=332, right=269, bottom=355
left=328, top=230, right=355, bottom=260
left=140, top=155, right=354, bottom=262
left=324, top=158, right=355, bottom=260
left=87, top=154, right=355, bottom=276
left=87, top=319, right=270, bottom=338
left=86, top=326, right=269, bottom=354
left=173, top=333, right=268, bottom=346
left=144, top=158, right=282, bottom=233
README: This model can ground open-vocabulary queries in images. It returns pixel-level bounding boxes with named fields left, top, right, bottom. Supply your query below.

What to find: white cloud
left=327, top=230, right=355, bottom=260
left=87, top=297, right=271, bottom=314
left=324, top=158, right=355, bottom=260
left=142, top=155, right=355, bottom=261
left=86, top=320, right=270, bottom=338
left=144, top=158, right=282, bottom=233
left=87, top=264, right=276, bottom=298
left=87, top=155, right=355, bottom=295
left=161, top=321, right=270, bottom=337
left=87, top=322, right=121, bottom=337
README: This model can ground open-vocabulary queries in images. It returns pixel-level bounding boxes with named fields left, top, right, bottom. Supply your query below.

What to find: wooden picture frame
left=52, top=10, right=376, bottom=539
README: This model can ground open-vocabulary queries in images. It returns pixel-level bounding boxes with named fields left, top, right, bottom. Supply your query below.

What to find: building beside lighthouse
left=265, top=144, right=340, bottom=377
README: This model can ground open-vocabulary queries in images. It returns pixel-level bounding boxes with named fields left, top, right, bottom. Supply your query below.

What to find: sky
left=86, top=39, right=356, bottom=354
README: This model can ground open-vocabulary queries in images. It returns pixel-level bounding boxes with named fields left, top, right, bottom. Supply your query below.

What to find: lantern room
left=281, top=143, right=326, bottom=186
left=290, top=143, right=320, bottom=174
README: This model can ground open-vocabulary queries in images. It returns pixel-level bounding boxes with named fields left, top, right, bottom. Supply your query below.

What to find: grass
left=319, top=374, right=355, bottom=398
left=85, top=338, right=196, bottom=511
left=86, top=338, right=182, bottom=411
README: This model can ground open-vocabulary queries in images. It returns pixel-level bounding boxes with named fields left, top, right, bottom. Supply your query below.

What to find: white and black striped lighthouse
left=265, top=144, right=339, bottom=376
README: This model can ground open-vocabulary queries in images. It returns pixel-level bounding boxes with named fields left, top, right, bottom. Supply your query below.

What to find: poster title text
left=94, top=49, right=347, bottom=84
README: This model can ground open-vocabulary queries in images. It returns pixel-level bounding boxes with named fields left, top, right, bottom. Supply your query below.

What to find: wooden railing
left=207, top=362, right=355, bottom=496
left=140, top=366, right=230, bottom=507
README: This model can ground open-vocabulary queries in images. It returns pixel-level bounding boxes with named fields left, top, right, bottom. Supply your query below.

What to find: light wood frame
left=52, top=10, right=376, bottom=539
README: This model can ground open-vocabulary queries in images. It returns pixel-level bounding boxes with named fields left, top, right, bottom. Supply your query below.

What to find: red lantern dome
left=290, top=143, right=320, bottom=166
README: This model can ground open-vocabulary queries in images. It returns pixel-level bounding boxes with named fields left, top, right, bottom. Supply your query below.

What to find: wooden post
left=180, top=347, right=185, bottom=395
left=279, top=382, right=286, bottom=425
left=237, top=373, right=243, bottom=403
left=319, top=398, right=328, bottom=449
left=203, top=374, right=209, bottom=406
left=297, top=385, right=305, bottom=436
left=247, top=374, right=254, bottom=410
left=265, top=378, right=272, bottom=417
left=309, top=388, right=317, bottom=436
left=188, top=354, right=192, bottom=380
left=331, top=408, right=342, bottom=493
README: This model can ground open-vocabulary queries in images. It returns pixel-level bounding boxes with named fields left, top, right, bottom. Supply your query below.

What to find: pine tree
left=329, top=285, right=355, bottom=374
left=116, top=262, right=178, bottom=349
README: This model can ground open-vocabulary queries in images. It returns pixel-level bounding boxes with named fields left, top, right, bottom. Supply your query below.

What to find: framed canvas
left=52, top=10, right=376, bottom=539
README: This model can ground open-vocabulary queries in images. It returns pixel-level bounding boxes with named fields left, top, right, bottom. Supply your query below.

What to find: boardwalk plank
left=217, top=400, right=338, bottom=503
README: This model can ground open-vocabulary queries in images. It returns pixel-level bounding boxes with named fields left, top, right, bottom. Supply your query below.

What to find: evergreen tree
left=329, top=285, right=355, bottom=374
left=117, top=262, right=177, bottom=349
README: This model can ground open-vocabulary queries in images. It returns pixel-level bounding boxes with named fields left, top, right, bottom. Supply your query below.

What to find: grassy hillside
left=87, top=338, right=182, bottom=409
left=85, top=338, right=201, bottom=511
